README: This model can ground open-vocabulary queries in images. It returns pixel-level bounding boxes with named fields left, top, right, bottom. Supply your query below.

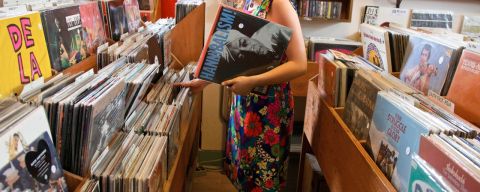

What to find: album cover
left=86, top=80, right=126, bottom=174
left=79, top=1, right=107, bottom=55
left=363, top=6, right=411, bottom=27
left=369, top=91, right=430, bottom=191
left=419, top=135, right=480, bottom=191
left=410, top=10, right=453, bottom=29
left=343, top=70, right=382, bottom=140
left=400, top=35, right=459, bottom=95
left=195, top=5, right=292, bottom=84
left=0, top=107, right=67, bottom=191
left=0, top=12, right=52, bottom=99
left=123, top=0, right=141, bottom=32
left=107, top=0, right=129, bottom=41
left=360, top=23, right=392, bottom=73
left=307, top=37, right=361, bottom=61
left=461, top=15, right=480, bottom=41
left=446, top=50, right=480, bottom=127
left=42, top=5, right=88, bottom=72
left=408, top=154, right=453, bottom=192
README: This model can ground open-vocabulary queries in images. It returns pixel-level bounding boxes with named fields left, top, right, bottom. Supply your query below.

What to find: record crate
left=296, top=58, right=397, bottom=191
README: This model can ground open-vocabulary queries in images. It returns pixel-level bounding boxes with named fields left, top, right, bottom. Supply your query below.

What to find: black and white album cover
left=195, top=5, right=292, bottom=84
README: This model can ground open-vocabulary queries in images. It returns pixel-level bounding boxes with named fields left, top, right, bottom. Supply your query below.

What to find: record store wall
left=199, top=0, right=480, bottom=151
left=301, top=0, right=480, bottom=39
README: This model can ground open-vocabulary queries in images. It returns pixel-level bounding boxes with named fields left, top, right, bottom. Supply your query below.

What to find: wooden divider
left=163, top=3, right=205, bottom=191
left=60, top=55, right=97, bottom=75
left=169, top=3, right=205, bottom=70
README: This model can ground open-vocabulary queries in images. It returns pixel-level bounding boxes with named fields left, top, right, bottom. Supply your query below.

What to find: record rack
left=56, top=3, right=206, bottom=192
left=295, top=48, right=397, bottom=191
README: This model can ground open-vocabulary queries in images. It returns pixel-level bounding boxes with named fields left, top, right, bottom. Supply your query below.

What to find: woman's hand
left=222, top=76, right=257, bottom=96
left=174, top=79, right=210, bottom=94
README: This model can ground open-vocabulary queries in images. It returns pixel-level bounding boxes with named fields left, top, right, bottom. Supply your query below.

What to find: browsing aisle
left=299, top=4, right=480, bottom=192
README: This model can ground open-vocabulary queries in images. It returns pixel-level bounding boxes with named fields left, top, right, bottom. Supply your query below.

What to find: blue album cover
left=369, top=91, right=430, bottom=191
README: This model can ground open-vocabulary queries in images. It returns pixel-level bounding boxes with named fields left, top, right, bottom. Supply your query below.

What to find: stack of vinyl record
left=175, top=0, right=203, bottom=23
left=359, top=23, right=410, bottom=73
left=29, top=56, right=159, bottom=176
left=97, top=18, right=175, bottom=70
left=306, top=37, right=361, bottom=61
left=90, top=131, right=168, bottom=192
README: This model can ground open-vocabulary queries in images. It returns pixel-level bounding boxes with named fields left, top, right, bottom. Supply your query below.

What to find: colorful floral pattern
left=224, top=1, right=294, bottom=190
left=225, top=82, right=294, bottom=191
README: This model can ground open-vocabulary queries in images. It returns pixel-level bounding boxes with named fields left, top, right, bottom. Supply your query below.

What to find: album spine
left=194, top=5, right=224, bottom=79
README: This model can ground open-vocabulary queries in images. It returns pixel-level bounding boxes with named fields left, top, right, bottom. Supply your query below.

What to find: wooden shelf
left=300, top=17, right=351, bottom=23
left=298, top=75, right=396, bottom=192
left=297, top=0, right=353, bottom=22
left=60, top=54, right=97, bottom=75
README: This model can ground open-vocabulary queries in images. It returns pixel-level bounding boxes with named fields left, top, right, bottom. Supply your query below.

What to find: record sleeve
left=400, top=35, right=459, bottom=95
left=194, top=5, right=292, bottom=84
left=0, top=107, right=68, bottom=191
left=79, top=1, right=107, bottom=55
left=0, top=12, right=52, bottom=99
left=42, top=5, right=88, bottom=72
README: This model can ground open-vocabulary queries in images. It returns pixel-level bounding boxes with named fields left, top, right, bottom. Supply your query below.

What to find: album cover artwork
left=43, top=5, right=88, bottom=72
left=107, top=0, right=129, bottom=41
left=0, top=107, right=67, bottom=191
left=123, top=0, right=141, bottom=32
left=79, top=1, right=107, bottom=55
left=195, top=5, right=292, bottom=84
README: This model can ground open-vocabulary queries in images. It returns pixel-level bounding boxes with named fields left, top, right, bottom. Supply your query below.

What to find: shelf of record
left=0, top=0, right=206, bottom=191
left=300, top=41, right=480, bottom=191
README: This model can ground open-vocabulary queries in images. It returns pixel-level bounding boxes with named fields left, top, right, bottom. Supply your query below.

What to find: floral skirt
left=225, top=83, right=294, bottom=192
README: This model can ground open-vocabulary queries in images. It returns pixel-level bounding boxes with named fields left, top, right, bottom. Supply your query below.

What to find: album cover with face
left=0, top=107, right=67, bottom=191
left=399, top=35, right=461, bottom=95
left=195, top=5, right=292, bottom=84
left=42, top=5, right=88, bottom=72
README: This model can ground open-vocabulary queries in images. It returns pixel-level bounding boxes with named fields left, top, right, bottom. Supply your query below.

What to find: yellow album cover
left=0, top=12, right=52, bottom=99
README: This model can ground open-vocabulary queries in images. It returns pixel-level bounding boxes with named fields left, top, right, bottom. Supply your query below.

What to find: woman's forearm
left=250, top=59, right=307, bottom=87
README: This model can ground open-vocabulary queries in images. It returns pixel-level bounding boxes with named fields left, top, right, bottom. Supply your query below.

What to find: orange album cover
left=446, top=50, right=480, bottom=127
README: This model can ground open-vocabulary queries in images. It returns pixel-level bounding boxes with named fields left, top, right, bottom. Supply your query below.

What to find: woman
left=179, top=0, right=306, bottom=190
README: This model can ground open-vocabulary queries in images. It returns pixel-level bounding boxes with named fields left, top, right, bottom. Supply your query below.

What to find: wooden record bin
left=295, top=57, right=397, bottom=191
left=59, top=3, right=206, bottom=191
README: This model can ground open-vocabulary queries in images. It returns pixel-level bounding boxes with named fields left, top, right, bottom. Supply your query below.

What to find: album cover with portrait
left=195, top=4, right=292, bottom=84
left=399, top=35, right=462, bottom=95
left=42, top=5, right=88, bottom=72
left=360, top=23, right=392, bottom=73
left=0, top=107, right=67, bottom=191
